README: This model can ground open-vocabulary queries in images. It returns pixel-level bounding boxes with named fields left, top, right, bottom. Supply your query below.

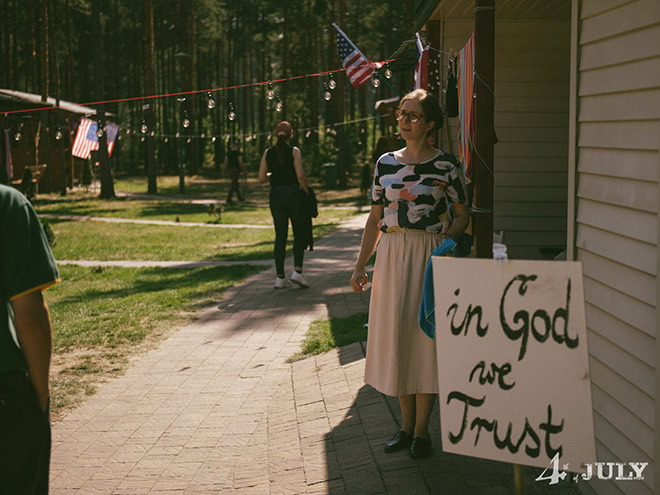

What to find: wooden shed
left=0, top=89, right=104, bottom=194
left=417, top=0, right=660, bottom=493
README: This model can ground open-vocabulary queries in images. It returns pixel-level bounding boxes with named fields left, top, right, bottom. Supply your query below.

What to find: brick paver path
left=50, top=214, right=579, bottom=494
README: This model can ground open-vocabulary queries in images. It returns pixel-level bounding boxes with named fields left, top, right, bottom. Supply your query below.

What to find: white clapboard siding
left=577, top=198, right=657, bottom=244
left=590, top=357, right=654, bottom=428
left=443, top=20, right=570, bottom=259
left=577, top=148, right=657, bottom=182
left=575, top=0, right=660, bottom=492
left=579, top=250, right=656, bottom=306
left=592, top=386, right=654, bottom=458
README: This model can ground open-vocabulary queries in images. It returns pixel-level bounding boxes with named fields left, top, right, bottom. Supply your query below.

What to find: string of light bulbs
left=2, top=60, right=398, bottom=117
left=119, top=114, right=384, bottom=144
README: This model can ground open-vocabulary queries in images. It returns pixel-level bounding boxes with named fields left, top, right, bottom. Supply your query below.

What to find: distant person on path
left=0, top=184, right=60, bottom=493
left=223, top=138, right=244, bottom=204
left=350, top=90, right=469, bottom=459
left=258, top=121, right=311, bottom=289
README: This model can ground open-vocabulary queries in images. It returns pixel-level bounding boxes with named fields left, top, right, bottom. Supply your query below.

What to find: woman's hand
left=351, top=267, right=369, bottom=292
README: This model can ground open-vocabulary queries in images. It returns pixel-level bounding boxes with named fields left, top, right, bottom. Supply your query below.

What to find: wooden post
left=514, top=464, right=525, bottom=495
left=473, top=0, right=495, bottom=258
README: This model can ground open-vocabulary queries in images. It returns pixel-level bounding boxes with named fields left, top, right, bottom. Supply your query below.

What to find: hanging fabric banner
left=414, top=33, right=429, bottom=91
left=3, top=129, right=13, bottom=180
left=458, top=33, right=475, bottom=183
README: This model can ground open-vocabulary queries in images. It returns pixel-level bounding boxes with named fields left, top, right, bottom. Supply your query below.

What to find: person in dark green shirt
left=0, top=184, right=60, bottom=494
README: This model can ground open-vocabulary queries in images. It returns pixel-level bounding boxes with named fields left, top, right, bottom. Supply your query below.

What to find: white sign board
left=432, top=258, right=596, bottom=472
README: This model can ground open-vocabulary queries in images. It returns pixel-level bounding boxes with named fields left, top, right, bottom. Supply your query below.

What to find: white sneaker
left=290, top=271, right=310, bottom=288
left=274, top=276, right=290, bottom=289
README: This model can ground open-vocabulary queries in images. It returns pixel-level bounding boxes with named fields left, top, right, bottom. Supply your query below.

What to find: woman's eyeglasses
left=395, top=110, right=425, bottom=123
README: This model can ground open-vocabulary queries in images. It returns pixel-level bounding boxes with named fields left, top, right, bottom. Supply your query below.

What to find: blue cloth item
left=418, top=238, right=456, bottom=339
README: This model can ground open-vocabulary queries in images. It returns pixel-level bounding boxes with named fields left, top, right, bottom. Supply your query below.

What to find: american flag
left=414, top=33, right=429, bottom=91
left=333, top=24, right=380, bottom=89
left=72, top=118, right=119, bottom=159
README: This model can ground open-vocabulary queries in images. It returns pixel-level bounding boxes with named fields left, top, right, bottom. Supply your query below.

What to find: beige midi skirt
left=364, top=229, right=444, bottom=396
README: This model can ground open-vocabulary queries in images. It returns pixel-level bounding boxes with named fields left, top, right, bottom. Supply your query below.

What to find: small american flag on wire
left=72, top=118, right=119, bottom=159
left=333, top=23, right=381, bottom=89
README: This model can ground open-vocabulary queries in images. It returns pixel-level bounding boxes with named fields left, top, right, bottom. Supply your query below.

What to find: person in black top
left=223, top=139, right=244, bottom=203
left=258, top=121, right=311, bottom=289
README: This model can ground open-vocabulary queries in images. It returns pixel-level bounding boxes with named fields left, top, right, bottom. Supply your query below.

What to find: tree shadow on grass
left=54, top=265, right=265, bottom=309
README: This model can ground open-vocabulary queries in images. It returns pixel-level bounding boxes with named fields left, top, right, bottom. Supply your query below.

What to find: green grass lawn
left=35, top=193, right=361, bottom=226
left=48, top=217, right=353, bottom=261
left=287, top=312, right=368, bottom=362
left=111, top=174, right=365, bottom=205
left=47, top=264, right=265, bottom=419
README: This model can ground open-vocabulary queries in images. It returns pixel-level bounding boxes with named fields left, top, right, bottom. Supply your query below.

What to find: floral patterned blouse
left=370, top=151, right=469, bottom=233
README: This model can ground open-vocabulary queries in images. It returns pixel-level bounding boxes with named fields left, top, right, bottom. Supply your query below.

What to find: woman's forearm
left=446, top=206, right=470, bottom=240
left=355, top=214, right=382, bottom=270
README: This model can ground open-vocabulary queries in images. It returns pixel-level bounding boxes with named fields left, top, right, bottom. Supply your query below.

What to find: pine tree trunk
left=144, top=0, right=157, bottom=193
left=64, top=0, right=75, bottom=99
left=29, top=0, right=38, bottom=93
left=187, top=0, right=198, bottom=175
left=2, top=0, right=9, bottom=87
left=38, top=0, right=48, bottom=169
left=335, top=0, right=347, bottom=187
left=281, top=0, right=289, bottom=120
left=92, top=0, right=115, bottom=198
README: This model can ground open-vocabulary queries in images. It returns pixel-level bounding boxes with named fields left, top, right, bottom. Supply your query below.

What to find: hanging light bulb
left=175, top=132, right=181, bottom=138
left=324, top=91, right=332, bottom=101
left=183, top=111, right=191, bottom=127
left=126, top=128, right=131, bottom=134
left=187, top=137, right=192, bottom=143
left=55, top=128, right=63, bottom=140
left=14, top=123, right=23, bottom=142
left=211, top=136, right=217, bottom=143
left=275, top=100, right=283, bottom=112
left=150, top=131, right=155, bottom=137
left=384, top=68, right=392, bottom=79
left=207, top=92, right=216, bottom=109
left=141, top=121, right=148, bottom=134
left=328, top=76, right=336, bottom=90
left=164, top=137, right=168, bottom=143
left=96, top=125, right=104, bottom=138
left=371, top=76, right=380, bottom=88
left=200, top=132, right=205, bottom=138
left=305, top=130, right=311, bottom=138
left=228, top=111, right=236, bottom=121
left=252, top=133, right=257, bottom=140
left=267, top=83, right=275, bottom=100
left=141, top=136, right=145, bottom=142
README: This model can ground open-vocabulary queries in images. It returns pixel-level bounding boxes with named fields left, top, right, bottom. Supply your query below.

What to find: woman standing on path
left=258, top=121, right=311, bottom=289
left=350, top=89, right=470, bottom=459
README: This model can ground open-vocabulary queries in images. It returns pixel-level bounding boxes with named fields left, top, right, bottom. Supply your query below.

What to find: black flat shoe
left=384, top=430, right=410, bottom=453
left=409, top=436, right=433, bottom=459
